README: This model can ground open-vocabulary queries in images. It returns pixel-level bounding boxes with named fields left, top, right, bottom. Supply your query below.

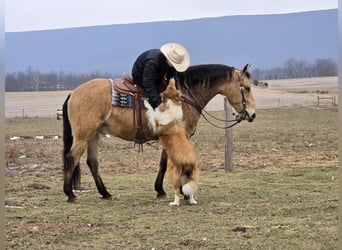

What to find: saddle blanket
left=109, top=79, right=146, bottom=108
left=108, top=78, right=133, bottom=108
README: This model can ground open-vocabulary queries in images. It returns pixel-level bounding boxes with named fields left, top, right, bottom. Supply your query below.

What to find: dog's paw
left=169, top=195, right=180, bottom=206
left=169, top=201, right=180, bottom=206
left=189, top=200, right=197, bottom=205
left=189, top=196, right=197, bottom=205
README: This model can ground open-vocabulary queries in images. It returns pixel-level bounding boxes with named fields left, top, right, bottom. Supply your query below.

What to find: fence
left=316, top=96, right=337, bottom=106
left=5, top=91, right=69, bottom=118
left=5, top=104, right=62, bottom=118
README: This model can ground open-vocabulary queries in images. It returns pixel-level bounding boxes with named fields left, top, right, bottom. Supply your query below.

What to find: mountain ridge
left=5, top=9, right=337, bottom=74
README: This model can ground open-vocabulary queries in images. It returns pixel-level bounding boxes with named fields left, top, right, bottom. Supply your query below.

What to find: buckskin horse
left=62, top=64, right=256, bottom=202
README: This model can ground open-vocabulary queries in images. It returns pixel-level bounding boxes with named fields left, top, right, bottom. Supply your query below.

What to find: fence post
left=317, top=96, right=320, bottom=106
left=224, top=98, right=233, bottom=172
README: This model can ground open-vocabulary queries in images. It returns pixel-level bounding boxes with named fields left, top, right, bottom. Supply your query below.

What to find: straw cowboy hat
left=160, top=42, right=190, bottom=72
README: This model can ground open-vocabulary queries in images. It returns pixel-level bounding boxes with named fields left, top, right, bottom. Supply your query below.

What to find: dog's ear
left=167, top=78, right=176, bottom=91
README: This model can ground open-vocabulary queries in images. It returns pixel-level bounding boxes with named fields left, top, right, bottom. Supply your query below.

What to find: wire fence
left=5, top=104, right=61, bottom=118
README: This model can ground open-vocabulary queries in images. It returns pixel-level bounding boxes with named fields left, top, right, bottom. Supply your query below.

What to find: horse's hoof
left=102, top=194, right=112, bottom=200
left=157, top=192, right=167, bottom=199
left=67, top=197, right=76, bottom=203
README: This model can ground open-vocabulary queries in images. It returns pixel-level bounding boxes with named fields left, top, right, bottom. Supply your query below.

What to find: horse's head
left=222, top=64, right=256, bottom=122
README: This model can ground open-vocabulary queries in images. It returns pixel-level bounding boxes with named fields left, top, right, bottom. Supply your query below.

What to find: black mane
left=178, top=64, right=235, bottom=86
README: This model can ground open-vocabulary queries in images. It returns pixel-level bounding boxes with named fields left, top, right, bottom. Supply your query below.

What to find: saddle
left=113, top=74, right=147, bottom=150
left=114, top=74, right=148, bottom=97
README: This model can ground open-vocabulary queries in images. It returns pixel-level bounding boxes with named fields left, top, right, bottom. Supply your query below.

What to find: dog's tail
left=180, top=165, right=198, bottom=196
left=182, top=180, right=198, bottom=197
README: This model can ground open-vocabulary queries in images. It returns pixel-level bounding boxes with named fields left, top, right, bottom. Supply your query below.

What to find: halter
left=181, top=75, right=249, bottom=129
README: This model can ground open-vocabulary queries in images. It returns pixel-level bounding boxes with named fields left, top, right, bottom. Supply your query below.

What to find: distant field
left=206, top=76, right=338, bottom=110
left=5, top=91, right=70, bottom=118
left=5, top=77, right=338, bottom=117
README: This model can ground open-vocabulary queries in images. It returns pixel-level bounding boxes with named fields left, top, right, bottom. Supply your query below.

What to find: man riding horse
left=132, top=42, right=190, bottom=112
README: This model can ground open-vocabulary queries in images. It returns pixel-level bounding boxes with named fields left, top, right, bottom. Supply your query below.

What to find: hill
left=5, top=9, right=337, bottom=74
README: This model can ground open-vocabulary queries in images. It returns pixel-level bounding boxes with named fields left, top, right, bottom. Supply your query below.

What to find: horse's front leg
left=154, top=150, right=167, bottom=198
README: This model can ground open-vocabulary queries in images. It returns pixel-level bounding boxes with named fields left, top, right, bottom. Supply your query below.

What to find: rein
left=180, top=94, right=242, bottom=129
left=180, top=75, right=248, bottom=130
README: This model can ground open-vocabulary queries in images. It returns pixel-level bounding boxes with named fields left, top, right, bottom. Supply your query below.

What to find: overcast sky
left=5, top=0, right=338, bottom=32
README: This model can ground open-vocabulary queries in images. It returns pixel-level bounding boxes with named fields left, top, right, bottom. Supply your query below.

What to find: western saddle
left=113, top=74, right=148, bottom=151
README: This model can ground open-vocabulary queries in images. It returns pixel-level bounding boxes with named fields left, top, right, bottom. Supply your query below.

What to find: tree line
left=5, top=58, right=337, bottom=92
left=252, top=58, right=337, bottom=80
left=5, top=68, right=118, bottom=92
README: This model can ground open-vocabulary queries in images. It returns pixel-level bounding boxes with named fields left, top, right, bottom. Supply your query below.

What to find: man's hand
left=157, top=102, right=166, bottom=112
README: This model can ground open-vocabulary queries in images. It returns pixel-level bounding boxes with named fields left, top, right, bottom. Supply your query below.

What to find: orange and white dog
left=144, top=78, right=199, bottom=206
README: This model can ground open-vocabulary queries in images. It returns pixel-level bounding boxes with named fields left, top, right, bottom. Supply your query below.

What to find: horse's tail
left=63, top=94, right=72, bottom=158
left=62, top=94, right=81, bottom=189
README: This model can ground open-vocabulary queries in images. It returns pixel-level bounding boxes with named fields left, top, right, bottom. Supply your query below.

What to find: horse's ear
left=240, top=64, right=251, bottom=76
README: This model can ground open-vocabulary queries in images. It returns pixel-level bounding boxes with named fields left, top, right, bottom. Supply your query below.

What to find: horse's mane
left=178, top=64, right=235, bottom=86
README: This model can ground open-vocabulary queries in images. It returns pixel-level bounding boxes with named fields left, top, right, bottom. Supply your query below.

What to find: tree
left=251, top=57, right=337, bottom=80
left=313, top=58, right=337, bottom=76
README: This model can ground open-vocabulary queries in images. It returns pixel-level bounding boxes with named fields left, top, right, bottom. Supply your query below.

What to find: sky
left=5, top=0, right=338, bottom=32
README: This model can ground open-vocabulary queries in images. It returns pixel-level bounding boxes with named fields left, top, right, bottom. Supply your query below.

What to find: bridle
left=180, top=75, right=249, bottom=129
left=235, top=75, right=249, bottom=123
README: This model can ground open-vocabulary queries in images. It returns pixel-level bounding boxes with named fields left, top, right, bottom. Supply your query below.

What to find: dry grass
left=5, top=169, right=337, bottom=249
left=5, top=107, right=338, bottom=249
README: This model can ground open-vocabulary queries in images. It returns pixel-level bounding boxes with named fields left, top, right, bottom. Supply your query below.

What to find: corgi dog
left=144, top=78, right=199, bottom=206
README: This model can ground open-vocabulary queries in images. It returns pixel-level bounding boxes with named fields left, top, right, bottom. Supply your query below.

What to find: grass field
left=5, top=107, right=338, bottom=249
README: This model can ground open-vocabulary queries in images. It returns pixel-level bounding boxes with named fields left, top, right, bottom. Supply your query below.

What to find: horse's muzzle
left=247, top=112, right=256, bottom=122
left=236, top=110, right=256, bottom=123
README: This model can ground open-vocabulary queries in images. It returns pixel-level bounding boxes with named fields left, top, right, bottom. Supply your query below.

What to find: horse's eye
left=240, top=86, right=249, bottom=93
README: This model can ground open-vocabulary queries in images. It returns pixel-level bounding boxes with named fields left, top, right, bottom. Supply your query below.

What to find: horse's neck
left=181, top=83, right=219, bottom=110
left=180, top=84, right=219, bottom=136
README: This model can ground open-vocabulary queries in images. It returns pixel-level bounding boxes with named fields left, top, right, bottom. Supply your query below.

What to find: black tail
left=63, top=94, right=72, bottom=158
left=62, top=94, right=81, bottom=189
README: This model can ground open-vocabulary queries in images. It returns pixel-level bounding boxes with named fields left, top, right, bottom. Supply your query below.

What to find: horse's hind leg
left=154, top=150, right=167, bottom=198
left=87, top=134, right=112, bottom=200
left=64, top=139, right=88, bottom=202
